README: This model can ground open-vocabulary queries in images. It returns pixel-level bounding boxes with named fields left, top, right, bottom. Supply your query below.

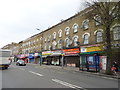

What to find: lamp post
left=61, top=51, right=64, bottom=69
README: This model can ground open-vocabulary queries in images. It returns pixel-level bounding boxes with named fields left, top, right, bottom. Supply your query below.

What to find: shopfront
left=42, top=51, right=51, bottom=65
left=50, top=50, right=62, bottom=66
left=28, top=53, right=34, bottom=63
left=63, top=48, right=80, bottom=67
left=80, top=44, right=104, bottom=72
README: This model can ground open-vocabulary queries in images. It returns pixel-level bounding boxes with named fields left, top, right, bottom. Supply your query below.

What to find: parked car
left=16, top=59, right=26, bottom=66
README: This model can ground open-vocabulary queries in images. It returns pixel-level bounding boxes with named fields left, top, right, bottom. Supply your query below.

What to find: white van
left=0, top=49, right=11, bottom=69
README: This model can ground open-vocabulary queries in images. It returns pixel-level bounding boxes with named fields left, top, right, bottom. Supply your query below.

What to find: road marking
left=19, top=68, right=25, bottom=71
left=52, top=79, right=84, bottom=89
left=29, top=71, right=43, bottom=76
left=102, top=76, right=117, bottom=80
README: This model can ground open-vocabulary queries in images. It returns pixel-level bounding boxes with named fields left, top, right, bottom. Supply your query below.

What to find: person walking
left=111, top=61, right=119, bottom=77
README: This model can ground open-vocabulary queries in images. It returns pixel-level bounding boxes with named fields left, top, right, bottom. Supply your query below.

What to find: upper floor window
left=94, top=15, right=101, bottom=26
left=48, top=35, right=51, bottom=42
left=53, top=32, right=56, bottom=40
left=82, top=33, right=90, bottom=44
left=65, top=38, right=69, bottom=47
left=58, top=29, right=62, bottom=38
left=40, top=37, right=42, bottom=43
left=96, top=31, right=103, bottom=43
left=58, top=39, right=63, bottom=49
left=65, top=27, right=70, bottom=35
left=82, top=19, right=89, bottom=30
left=44, top=38, right=47, bottom=42
left=44, top=43, right=47, bottom=50
left=52, top=41, right=57, bottom=49
left=47, top=43, right=51, bottom=50
left=65, top=37, right=72, bottom=47
left=73, top=23, right=78, bottom=33
left=72, top=35, right=79, bottom=46
left=113, top=26, right=120, bottom=40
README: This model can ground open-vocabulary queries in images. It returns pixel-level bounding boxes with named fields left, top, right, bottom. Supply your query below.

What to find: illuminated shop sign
left=63, top=48, right=80, bottom=55
left=81, top=44, right=104, bottom=52
left=42, top=51, right=51, bottom=56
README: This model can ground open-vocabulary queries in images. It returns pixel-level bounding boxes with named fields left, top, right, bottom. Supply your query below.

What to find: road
left=1, top=63, right=119, bottom=90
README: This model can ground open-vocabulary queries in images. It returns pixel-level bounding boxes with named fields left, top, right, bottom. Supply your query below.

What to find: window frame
left=82, top=19, right=89, bottom=30
left=65, top=27, right=70, bottom=35
left=58, top=29, right=62, bottom=38
left=73, top=23, right=78, bottom=33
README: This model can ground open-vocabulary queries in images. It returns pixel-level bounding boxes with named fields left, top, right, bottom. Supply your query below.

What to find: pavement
left=28, top=63, right=120, bottom=79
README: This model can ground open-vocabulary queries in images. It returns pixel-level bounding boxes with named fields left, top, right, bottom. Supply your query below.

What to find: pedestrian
left=8, top=57, right=12, bottom=64
left=111, top=61, right=119, bottom=77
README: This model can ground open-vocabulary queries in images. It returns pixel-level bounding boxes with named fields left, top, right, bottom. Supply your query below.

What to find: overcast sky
left=0, top=0, right=86, bottom=48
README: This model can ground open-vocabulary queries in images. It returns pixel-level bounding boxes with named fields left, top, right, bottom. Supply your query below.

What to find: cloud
left=0, top=0, right=85, bottom=48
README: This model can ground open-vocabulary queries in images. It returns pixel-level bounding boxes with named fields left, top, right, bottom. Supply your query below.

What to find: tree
left=84, top=0, right=120, bottom=74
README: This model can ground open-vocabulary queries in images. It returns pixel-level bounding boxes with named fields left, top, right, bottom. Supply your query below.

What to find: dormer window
left=73, top=23, right=78, bottom=33
left=65, top=27, right=70, bottom=35
left=53, top=32, right=56, bottom=40
left=82, top=19, right=89, bottom=30
left=58, top=29, right=62, bottom=38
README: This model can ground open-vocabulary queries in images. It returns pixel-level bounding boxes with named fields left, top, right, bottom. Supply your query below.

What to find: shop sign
left=81, top=45, right=103, bottom=52
left=63, top=48, right=80, bottom=55
left=34, top=53, right=38, bottom=56
left=42, top=51, right=51, bottom=56
left=51, top=50, right=62, bottom=56
left=81, top=47, right=86, bottom=52
left=86, top=45, right=103, bottom=52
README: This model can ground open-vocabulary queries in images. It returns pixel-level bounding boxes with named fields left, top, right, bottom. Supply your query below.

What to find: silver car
left=16, top=60, right=26, bottom=66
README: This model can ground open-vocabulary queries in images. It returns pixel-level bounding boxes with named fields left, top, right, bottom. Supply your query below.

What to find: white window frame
left=72, top=35, right=79, bottom=46
left=58, top=39, right=63, bottom=49
left=48, top=35, right=51, bottom=42
left=44, top=43, right=47, bottom=50
left=58, top=29, right=62, bottom=37
left=113, top=26, right=120, bottom=40
left=65, top=27, right=70, bottom=35
left=94, top=29, right=103, bottom=43
left=52, top=41, right=57, bottom=49
left=94, top=15, right=101, bottom=26
left=40, top=37, right=42, bottom=43
left=65, top=37, right=72, bottom=47
left=96, top=31, right=103, bottom=43
left=82, top=33, right=90, bottom=45
left=73, top=23, right=78, bottom=33
left=82, top=19, right=89, bottom=30
left=53, top=32, right=56, bottom=40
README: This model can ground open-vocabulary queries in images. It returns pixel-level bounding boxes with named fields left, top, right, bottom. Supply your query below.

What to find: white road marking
left=52, top=79, right=83, bottom=89
left=29, top=71, right=43, bottom=76
left=19, top=68, right=25, bottom=71
left=102, top=76, right=116, bottom=80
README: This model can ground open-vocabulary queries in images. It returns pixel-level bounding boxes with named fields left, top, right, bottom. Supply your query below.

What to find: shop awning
left=50, top=54, right=61, bottom=56
left=64, top=54, right=79, bottom=56
left=42, top=55, right=48, bottom=58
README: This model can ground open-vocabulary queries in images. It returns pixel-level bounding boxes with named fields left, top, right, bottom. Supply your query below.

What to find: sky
left=0, top=0, right=86, bottom=48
